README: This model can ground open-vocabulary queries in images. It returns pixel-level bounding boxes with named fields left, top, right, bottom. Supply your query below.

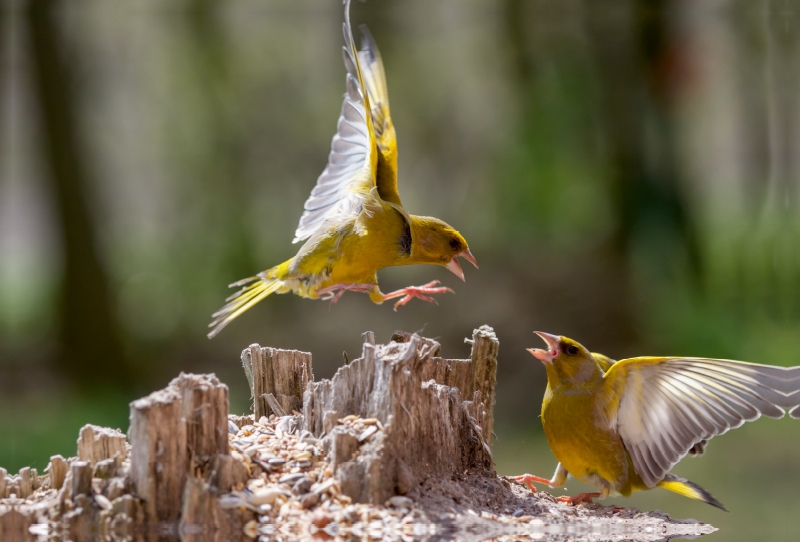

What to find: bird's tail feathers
left=657, top=474, right=728, bottom=511
left=208, top=273, right=283, bottom=339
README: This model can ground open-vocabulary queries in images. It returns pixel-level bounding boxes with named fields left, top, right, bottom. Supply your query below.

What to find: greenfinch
left=513, top=332, right=800, bottom=510
left=208, top=0, right=476, bottom=338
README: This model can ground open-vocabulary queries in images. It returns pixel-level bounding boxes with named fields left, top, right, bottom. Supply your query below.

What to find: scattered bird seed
left=292, top=476, right=314, bottom=496
left=278, top=473, right=306, bottom=485
left=387, top=496, right=413, bottom=508
left=358, top=425, right=378, bottom=442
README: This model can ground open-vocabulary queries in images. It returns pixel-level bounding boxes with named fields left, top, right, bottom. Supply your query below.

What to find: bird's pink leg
left=317, top=283, right=377, bottom=305
left=509, top=474, right=554, bottom=493
left=381, top=280, right=454, bottom=311
left=508, top=464, right=567, bottom=493
left=557, top=492, right=602, bottom=506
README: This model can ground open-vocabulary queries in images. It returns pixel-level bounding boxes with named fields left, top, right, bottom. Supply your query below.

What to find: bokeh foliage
left=1, top=0, right=799, bottom=539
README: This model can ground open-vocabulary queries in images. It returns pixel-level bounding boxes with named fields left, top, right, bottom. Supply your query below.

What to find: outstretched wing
left=293, top=0, right=378, bottom=243
left=357, top=26, right=401, bottom=206
left=603, top=357, right=800, bottom=487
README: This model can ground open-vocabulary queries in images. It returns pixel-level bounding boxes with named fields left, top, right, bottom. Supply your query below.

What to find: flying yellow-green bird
left=513, top=332, right=800, bottom=510
left=208, top=1, right=476, bottom=339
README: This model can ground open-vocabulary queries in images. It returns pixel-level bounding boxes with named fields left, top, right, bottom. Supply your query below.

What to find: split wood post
left=30, top=469, right=39, bottom=492
left=17, top=468, right=31, bottom=499
left=128, top=387, right=187, bottom=523
left=170, top=373, right=230, bottom=466
left=77, top=425, right=127, bottom=466
left=48, top=456, right=68, bottom=491
left=468, top=325, right=499, bottom=446
left=241, top=344, right=313, bottom=419
left=0, top=468, right=6, bottom=498
left=69, top=461, right=92, bottom=500
left=304, top=326, right=500, bottom=504
left=127, top=372, right=243, bottom=523
left=390, top=325, right=499, bottom=445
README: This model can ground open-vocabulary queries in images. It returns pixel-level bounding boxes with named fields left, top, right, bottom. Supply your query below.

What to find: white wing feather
left=293, top=1, right=377, bottom=243
left=610, top=358, right=800, bottom=487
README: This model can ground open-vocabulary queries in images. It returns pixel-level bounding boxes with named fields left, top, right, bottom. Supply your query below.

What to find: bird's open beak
left=527, top=331, right=561, bottom=364
left=445, top=249, right=478, bottom=282
left=460, top=249, right=479, bottom=269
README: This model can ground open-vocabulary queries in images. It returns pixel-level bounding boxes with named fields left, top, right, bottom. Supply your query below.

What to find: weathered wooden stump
left=48, top=455, right=68, bottom=491
left=128, top=372, right=245, bottom=526
left=0, top=467, right=42, bottom=501
left=0, top=327, right=716, bottom=541
left=77, top=425, right=127, bottom=466
left=128, top=386, right=188, bottom=523
left=302, top=326, right=499, bottom=504
left=241, top=344, right=313, bottom=418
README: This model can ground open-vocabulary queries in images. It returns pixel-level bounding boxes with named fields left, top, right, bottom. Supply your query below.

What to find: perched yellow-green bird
left=513, top=332, right=800, bottom=510
left=208, top=1, right=476, bottom=339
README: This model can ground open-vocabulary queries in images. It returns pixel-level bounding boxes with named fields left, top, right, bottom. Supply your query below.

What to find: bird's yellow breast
left=542, top=386, right=633, bottom=494
left=329, top=208, right=407, bottom=282
left=288, top=201, right=409, bottom=296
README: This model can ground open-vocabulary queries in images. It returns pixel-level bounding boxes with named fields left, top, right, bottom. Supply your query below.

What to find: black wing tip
left=702, top=490, right=729, bottom=512
left=665, top=474, right=729, bottom=512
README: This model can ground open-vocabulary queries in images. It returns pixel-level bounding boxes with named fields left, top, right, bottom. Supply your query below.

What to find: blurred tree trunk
left=502, top=0, right=640, bottom=350
left=501, top=0, right=699, bottom=350
left=184, top=0, right=255, bottom=281
left=26, top=0, right=129, bottom=389
left=585, top=0, right=699, bottom=274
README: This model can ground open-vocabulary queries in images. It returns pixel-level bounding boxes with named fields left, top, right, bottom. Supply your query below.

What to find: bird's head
left=527, top=332, right=602, bottom=385
left=410, top=216, right=477, bottom=281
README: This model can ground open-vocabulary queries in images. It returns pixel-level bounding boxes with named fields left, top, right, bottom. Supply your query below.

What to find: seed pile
left=217, top=414, right=714, bottom=541
left=0, top=412, right=716, bottom=542
left=222, top=413, right=432, bottom=540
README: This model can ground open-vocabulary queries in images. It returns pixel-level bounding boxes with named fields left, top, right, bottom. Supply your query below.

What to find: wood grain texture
left=303, top=327, right=500, bottom=504
left=128, top=386, right=187, bottom=522
left=170, top=373, right=230, bottom=465
left=77, top=425, right=127, bottom=465
left=242, top=344, right=314, bottom=419
left=48, top=457, right=68, bottom=491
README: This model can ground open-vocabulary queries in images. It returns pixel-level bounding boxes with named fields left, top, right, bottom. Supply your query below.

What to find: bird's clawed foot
left=317, top=283, right=377, bottom=305
left=556, top=492, right=602, bottom=506
left=509, top=474, right=553, bottom=493
left=382, top=281, right=454, bottom=310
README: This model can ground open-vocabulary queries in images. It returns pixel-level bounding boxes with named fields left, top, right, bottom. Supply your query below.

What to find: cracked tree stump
left=391, top=325, right=499, bottom=446
left=128, top=386, right=187, bottom=523
left=0, top=467, right=41, bottom=501
left=0, top=327, right=715, bottom=541
left=171, top=373, right=230, bottom=464
left=303, top=326, right=500, bottom=504
left=128, top=372, right=236, bottom=524
left=77, top=425, right=127, bottom=466
left=241, top=344, right=314, bottom=418
left=47, top=456, right=68, bottom=491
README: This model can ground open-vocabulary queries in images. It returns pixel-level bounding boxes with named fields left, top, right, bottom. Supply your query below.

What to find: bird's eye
left=449, top=238, right=461, bottom=250
left=566, top=345, right=579, bottom=355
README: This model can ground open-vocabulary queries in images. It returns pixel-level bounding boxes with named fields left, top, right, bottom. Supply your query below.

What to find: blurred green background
left=1, top=0, right=799, bottom=539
